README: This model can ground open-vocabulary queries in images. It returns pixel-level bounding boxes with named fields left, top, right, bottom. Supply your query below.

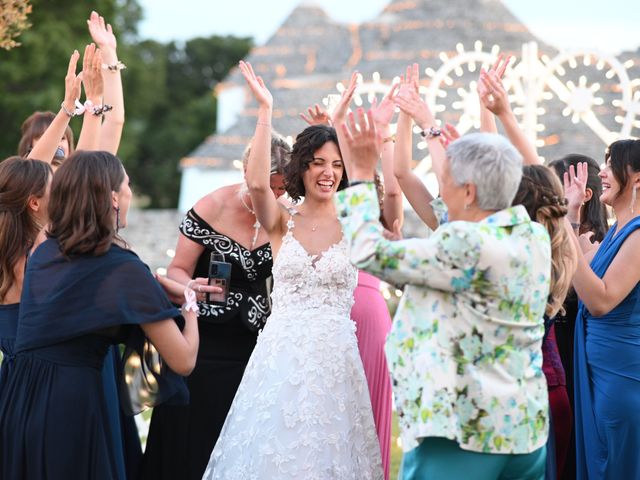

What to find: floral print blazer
left=336, top=184, right=551, bottom=454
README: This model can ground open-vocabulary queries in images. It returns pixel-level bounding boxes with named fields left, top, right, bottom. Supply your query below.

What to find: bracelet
left=102, top=61, right=126, bottom=72
left=74, top=100, right=113, bottom=116
left=570, top=222, right=580, bottom=230
left=383, top=135, right=396, bottom=144
left=60, top=102, right=76, bottom=118
left=420, top=126, right=442, bottom=139
left=182, top=288, right=199, bottom=313
left=256, top=122, right=271, bottom=128
left=349, top=180, right=375, bottom=187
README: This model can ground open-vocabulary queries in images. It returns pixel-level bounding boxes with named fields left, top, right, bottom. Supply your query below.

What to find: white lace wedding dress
left=202, top=213, right=383, bottom=480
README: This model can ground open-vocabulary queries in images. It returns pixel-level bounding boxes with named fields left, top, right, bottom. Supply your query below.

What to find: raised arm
left=240, top=61, right=284, bottom=235
left=479, top=68, right=540, bottom=165
left=478, top=54, right=511, bottom=134
left=336, top=107, right=480, bottom=287
left=330, top=71, right=359, bottom=179
left=27, top=51, right=82, bottom=163
left=392, top=64, right=439, bottom=229
left=370, top=82, right=404, bottom=228
left=87, top=11, right=124, bottom=154
left=76, top=44, right=104, bottom=151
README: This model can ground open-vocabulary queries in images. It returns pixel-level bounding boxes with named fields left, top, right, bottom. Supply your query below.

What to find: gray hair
left=242, top=130, right=291, bottom=174
left=446, top=132, right=523, bottom=211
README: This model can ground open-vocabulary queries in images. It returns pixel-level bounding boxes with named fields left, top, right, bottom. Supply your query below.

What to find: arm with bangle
left=76, top=44, right=106, bottom=151
left=392, top=63, right=439, bottom=230
left=26, top=51, right=82, bottom=163
left=87, top=11, right=125, bottom=154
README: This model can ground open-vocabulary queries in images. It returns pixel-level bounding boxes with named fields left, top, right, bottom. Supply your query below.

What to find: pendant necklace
left=240, top=191, right=261, bottom=249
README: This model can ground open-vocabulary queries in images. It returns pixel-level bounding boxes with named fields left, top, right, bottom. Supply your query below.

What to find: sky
left=137, top=0, right=639, bottom=54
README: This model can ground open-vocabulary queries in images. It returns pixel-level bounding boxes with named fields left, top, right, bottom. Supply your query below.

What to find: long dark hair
left=48, top=151, right=125, bottom=256
left=513, top=165, right=577, bottom=317
left=606, top=139, right=640, bottom=200
left=549, top=154, right=608, bottom=242
left=0, top=157, right=52, bottom=301
left=284, top=125, right=348, bottom=202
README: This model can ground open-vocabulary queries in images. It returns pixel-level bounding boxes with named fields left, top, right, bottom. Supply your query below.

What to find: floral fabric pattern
left=336, top=184, right=551, bottom=454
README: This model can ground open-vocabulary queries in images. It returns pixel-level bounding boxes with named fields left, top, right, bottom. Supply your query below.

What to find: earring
left=632, top=185, right=637, bottom=215
left=115, top=206, right=121, bottom=233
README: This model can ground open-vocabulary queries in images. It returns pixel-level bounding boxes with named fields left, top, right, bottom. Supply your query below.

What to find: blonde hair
left=513, top=165, right=578, bottom=317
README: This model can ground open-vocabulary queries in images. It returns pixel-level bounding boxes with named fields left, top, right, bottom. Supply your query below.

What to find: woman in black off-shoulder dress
left=142, top=134, right=290, bottom=480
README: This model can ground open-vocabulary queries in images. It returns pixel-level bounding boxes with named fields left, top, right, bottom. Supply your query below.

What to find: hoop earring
left=632, top=185, right=637, bottom=215
left=115, top=206, right=121, bottom=233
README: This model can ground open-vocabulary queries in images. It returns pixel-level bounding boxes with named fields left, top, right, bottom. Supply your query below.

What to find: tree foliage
left=0, top=0, right=252, bottom=207
left=0, top=0, right=32, bottom=50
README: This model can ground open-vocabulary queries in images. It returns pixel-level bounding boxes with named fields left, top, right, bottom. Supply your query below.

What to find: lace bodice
left=271, top=215, right=357, bottom=317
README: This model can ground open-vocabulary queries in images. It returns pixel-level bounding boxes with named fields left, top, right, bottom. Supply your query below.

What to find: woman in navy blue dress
left=0, top=157, right=51, bottom=384
left=566, top=140, right=640, bottom=479
left=0, top=151, right=212, bottom=479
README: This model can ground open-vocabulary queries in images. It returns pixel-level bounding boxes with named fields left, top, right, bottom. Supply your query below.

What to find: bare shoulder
left=192, top=184, right=241, bottom=226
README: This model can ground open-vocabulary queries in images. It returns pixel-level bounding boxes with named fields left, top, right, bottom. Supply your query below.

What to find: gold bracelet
left=383, top=135, right=396, bottom=144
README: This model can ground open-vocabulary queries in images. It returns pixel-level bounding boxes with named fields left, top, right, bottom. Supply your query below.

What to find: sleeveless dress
left=574, top=217, right=640, bottom=479
left=142, top=208, right=273, bottom=480
left=203, top=213, right=383, bottom=479
left=351, top=271, right=393, bottom=479
left=0, top=239, right=184, bottom=480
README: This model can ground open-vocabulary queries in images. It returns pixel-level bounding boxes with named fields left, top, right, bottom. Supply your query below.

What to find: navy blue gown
left=0, top=303, right=18, bottom=386
left=574, top=217, right=640, bottom=479
left=0, top=238, right=186, bottom=480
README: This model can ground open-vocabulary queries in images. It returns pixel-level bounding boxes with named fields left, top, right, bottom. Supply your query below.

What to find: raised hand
left=397, top=63, right=419, bottom=99
left=331, top=71, right=359, bottom=125
left=340, top=108, right=381, bottom=179
left=300, top=104, right=331, bottom=126
left=440, top=123, right=461, bottom=148
left=563, top=161, right=589, bottom=222
left=239, top=60, right=272, bottom=109
left=478, top=68, right=511, bottom=117
left=81, top=44, right=104, bottom=103
left=63, top=50, right=82, bottom=113
left=87, top=11, right=117, bottom=53
left=370, top=82, right=399, bottom=128
left=478, top=54, right=512, bottom=97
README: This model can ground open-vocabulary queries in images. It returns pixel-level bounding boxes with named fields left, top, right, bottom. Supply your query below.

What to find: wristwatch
left=420, top=126, right=442, bottom=139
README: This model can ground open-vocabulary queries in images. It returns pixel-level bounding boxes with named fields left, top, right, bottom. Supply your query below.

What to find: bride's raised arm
left=240, top=61, right=286, bottom=237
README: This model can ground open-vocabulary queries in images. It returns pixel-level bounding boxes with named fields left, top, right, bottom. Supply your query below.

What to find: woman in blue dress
left=0, top=151, right=213, bottom=479
left=0, top=158, right=51, bottom=383
left=565, top=139, right=640, bottom=479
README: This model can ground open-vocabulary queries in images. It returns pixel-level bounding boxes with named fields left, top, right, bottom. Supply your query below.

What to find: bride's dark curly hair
left=284, top=125, right=349, bottom=202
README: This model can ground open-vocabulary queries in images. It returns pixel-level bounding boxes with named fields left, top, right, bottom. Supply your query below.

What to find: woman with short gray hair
left=335, top=91, right=552, bottom=479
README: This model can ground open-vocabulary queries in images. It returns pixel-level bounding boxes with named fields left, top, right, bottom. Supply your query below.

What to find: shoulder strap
left=286, top=207, right=297, bottom=233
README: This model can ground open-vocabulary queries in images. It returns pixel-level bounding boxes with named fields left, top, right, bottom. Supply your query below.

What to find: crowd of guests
left=0, top=10, right=639, bottom=480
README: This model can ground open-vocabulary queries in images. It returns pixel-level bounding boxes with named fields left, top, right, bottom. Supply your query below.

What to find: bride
left=202, top=62, right=382, bottom=479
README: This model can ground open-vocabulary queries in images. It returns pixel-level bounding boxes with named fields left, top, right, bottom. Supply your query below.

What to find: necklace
left=239, top=191, right=261, bottom=249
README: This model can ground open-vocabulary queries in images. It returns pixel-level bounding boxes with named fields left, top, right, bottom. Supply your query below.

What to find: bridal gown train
left=203, top=214, right=383, bottom=480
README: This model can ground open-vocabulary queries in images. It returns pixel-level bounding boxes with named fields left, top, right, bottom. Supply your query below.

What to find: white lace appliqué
left=202, top=226, right=383, bottom=479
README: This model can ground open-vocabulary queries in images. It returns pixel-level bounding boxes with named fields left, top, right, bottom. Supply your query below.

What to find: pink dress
left=351, top=270, right=393, bottom=480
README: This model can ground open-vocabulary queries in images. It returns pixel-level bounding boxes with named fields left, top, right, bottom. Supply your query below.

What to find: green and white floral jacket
left=336, top=183, right=551, bottom=454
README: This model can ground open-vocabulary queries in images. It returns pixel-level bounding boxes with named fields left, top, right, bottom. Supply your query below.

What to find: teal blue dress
left=574, top=217, right=640, bottom=479
left=0, top=238, right=186, bottom=479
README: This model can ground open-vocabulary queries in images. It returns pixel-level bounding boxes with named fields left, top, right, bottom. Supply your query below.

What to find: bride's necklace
left=240, top=191, right=261, bottom=249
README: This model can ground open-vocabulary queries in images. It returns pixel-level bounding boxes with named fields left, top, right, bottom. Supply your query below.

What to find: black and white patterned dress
left=142, top=208, right=273, bottom=480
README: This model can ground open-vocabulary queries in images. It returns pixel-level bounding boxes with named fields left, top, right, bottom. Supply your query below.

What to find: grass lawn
left=390, top=411, right=403, bottom=479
